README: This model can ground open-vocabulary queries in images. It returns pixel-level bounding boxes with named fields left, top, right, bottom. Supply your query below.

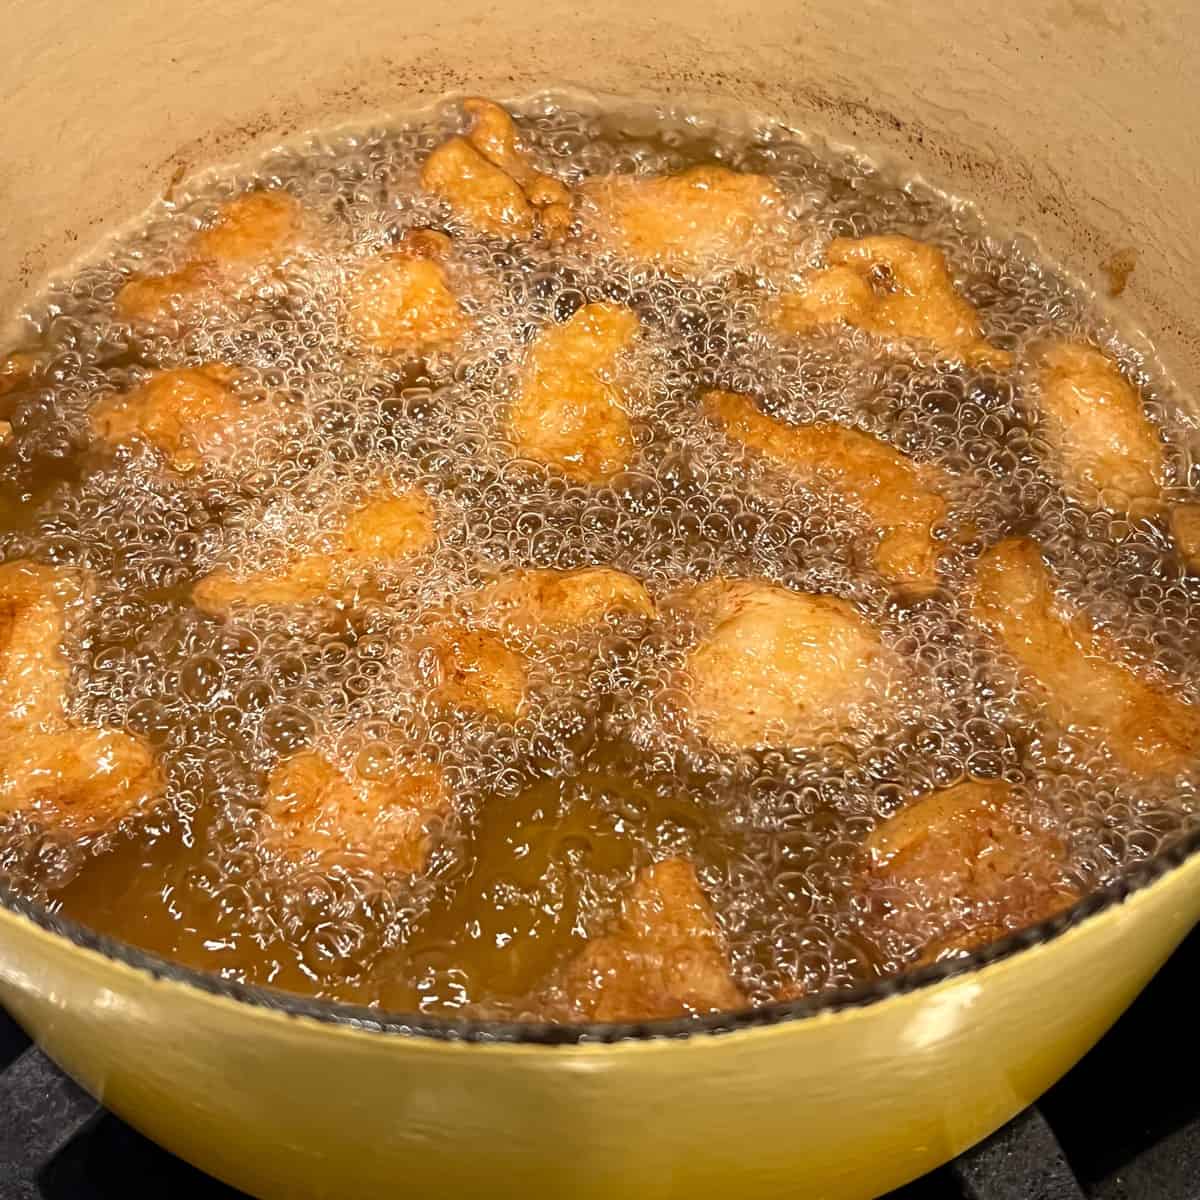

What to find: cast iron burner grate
left=1, top=927, right=1195, bottom=1199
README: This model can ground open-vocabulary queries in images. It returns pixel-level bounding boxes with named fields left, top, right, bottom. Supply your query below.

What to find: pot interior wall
left=2, top=0, right=1198, bottom=396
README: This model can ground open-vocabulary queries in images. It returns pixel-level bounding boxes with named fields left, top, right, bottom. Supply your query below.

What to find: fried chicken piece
left=0, top=560, right=85, bottom=731
left=1169, top=503, right=1200, bottom=566
left=558, top=857, right=744, bottom=1022
left=1033, top=343, right=1200, bottom=568
left=0, top=561, right=162, bottom=835
left=428, top=568, right=654, bottom=720
left=1033, top=341, right=1163, bottom=508
left=192, top=486, right=436, bottom=615
left=508, top=303, right=640, bottom=482
left=585, top=165, right=785, bottom=276
left=680, top=578, right=889, bottom=750
left=345, top=229, right=467, bottom=354
left=421, top=99, right=571, bottom=240
left=973, top=537, right=1200, bottom=773
left=262, top=747, right=448, bottom=875
left=115, top=191, right=304, bottom=322
left=428, top=624, right=529, bottom=721
left=705, top=390, right=949, bottom=590
left=90, top=364, right=283, bottom=474
left=865, top=779, right=1076, bottom=963
left=0, top=352, right=36, bottom=398
left=774, top=235, right=1011, bottom=369
left=0, top=727, right=164, bottom=837
left=470, top=566, right=656, bottom=632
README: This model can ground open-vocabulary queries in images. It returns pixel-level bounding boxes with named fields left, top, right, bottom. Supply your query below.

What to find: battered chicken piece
left=972, top=537, right=1200, bottom=773
left=0, top=352, right=36, bottom=398
left=115, top=191, right=304, bottom=322
left=1033, top=341, right=1162, bottom=508
left=345, top=229, right=467, bottom=354
left=192, top=486, right=437, bottom=615
left=585, top=165, right=785, bottom=276
left=262, top=747, right=448, bottom=875
left=0, top=728, right=164, bottom=838
left=1030, top=342, right=1200, bottom=570
left=864, top=779, right=1076, bottom=963
left=90, top=364, right=282, bottom=474
left=429, top=568, right=654, bottom=720
left=774, top=235, right=1011, bottom=369
left=0, top=560, right=85, bottom=731
left=428, top=624, right=529, bottom=722
left=421, top=98, right=571, bottom=240
left=508, top=303, right=640, bottom=482
left=558, top=857, right=745, bottom=1022
left=469, top=566, right=656, bottom=632
left=681, top=578, right=890, bottom=750
left=704, top=390, right=950, bottom=590
left=0, top=560, right=163, bottom=834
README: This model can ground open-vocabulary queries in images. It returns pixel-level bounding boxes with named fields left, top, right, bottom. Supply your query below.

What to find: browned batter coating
left=0, top=560, right=84, bottom=731
left=774, top=235, right=1011, bottom=369
left=704, top=389, right=950, bottom=590
left=427, top=567, right=655, bottom=721
left=508, top=303, right=640, bottom=483
left=972, top=537, right=1200, bottom=773
left=557, top=857, right=744, bottom=1021
left=0, top=729, right=164, bottom=838
left=584, top=165, right=785, bottom=276
left=345, top=229, right=467, bottom=354
left=1029, top=342, right=1200, bottom=568
left=864, top=779, right=1076, bottom=964
left=262, top=747, right=448, bottom=875
left=421, top=99, right=571, bottom=240
left=90, top=364, right=281, bottom=474
left=680, top=578, right=889, bottom=750
left=468, top=565, right=656, bottom=632
left=116, top=191, right=304, bottom=322
left=1034, top=341, right=1163, bottom=512
left=427, top=624, right=529, bottom=722
left=193, top=486, right=437, bottom=614
left=0, top=560, right=162, bottom=834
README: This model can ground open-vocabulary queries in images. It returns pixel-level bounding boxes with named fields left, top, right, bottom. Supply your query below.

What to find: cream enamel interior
left=2, top=2, right=1200, bottom=1197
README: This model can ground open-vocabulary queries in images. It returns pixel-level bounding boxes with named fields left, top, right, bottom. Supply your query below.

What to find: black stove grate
left=1, top=926, right=1195, bottom=1199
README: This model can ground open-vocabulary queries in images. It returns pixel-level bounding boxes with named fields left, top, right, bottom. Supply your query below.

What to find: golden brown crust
left=90, top=364, right=268, bottom=473
left=508, top=303, right=640, bottom=482
left=193, top=487, right=437, bottom=614
left=429, top=623, right=529, bottom=721
left=704, top=389, right=949, bottom=590
left=773, top=234, right=1011, bottom=369
left=585, top=164, right=784, bottom=275
left=1033, top=341, right=1164, bottom=513
left=0, top=560, right=86, bottom=731
left=681, top=578, right=887, bottom=750
left=345, top=230, right=467, bottom=354
left=557, top=858, right=744, bottom=1021
left=262, top=748, right=448, bottom=875
left=421, top=99, right=571, bottom=240
left=972, top=536, right=1200, bottom=773
left=864, top=779, right=1076, bottom=963
left=115, top=191, right=303, bottom=322
left=0, top=728, right=163, bottom=837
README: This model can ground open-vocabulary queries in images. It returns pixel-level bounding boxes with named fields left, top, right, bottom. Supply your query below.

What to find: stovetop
left=1, top=926, right=1195, bottom=1199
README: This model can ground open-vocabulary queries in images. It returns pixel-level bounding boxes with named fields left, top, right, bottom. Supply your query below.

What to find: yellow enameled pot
left=2, top=1, right=1200, bottom=1197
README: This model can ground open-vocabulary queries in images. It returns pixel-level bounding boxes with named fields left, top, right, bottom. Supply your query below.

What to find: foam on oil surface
left=1, top=93, right=1198, bottom=1013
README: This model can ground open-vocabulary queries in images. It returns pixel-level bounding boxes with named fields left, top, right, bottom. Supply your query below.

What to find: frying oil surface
left=1, top=93, right=1199, bottom=1018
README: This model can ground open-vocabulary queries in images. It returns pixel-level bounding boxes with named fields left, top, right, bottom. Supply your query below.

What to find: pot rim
left=3, top=819, right=1197, bottom=1044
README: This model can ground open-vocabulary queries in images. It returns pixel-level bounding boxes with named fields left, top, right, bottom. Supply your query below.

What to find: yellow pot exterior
left=2, top=851, right=1198, bottom=1200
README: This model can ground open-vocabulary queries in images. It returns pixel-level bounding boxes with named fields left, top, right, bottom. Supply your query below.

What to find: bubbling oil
left=1, top=92, right=1199, bottom=1017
